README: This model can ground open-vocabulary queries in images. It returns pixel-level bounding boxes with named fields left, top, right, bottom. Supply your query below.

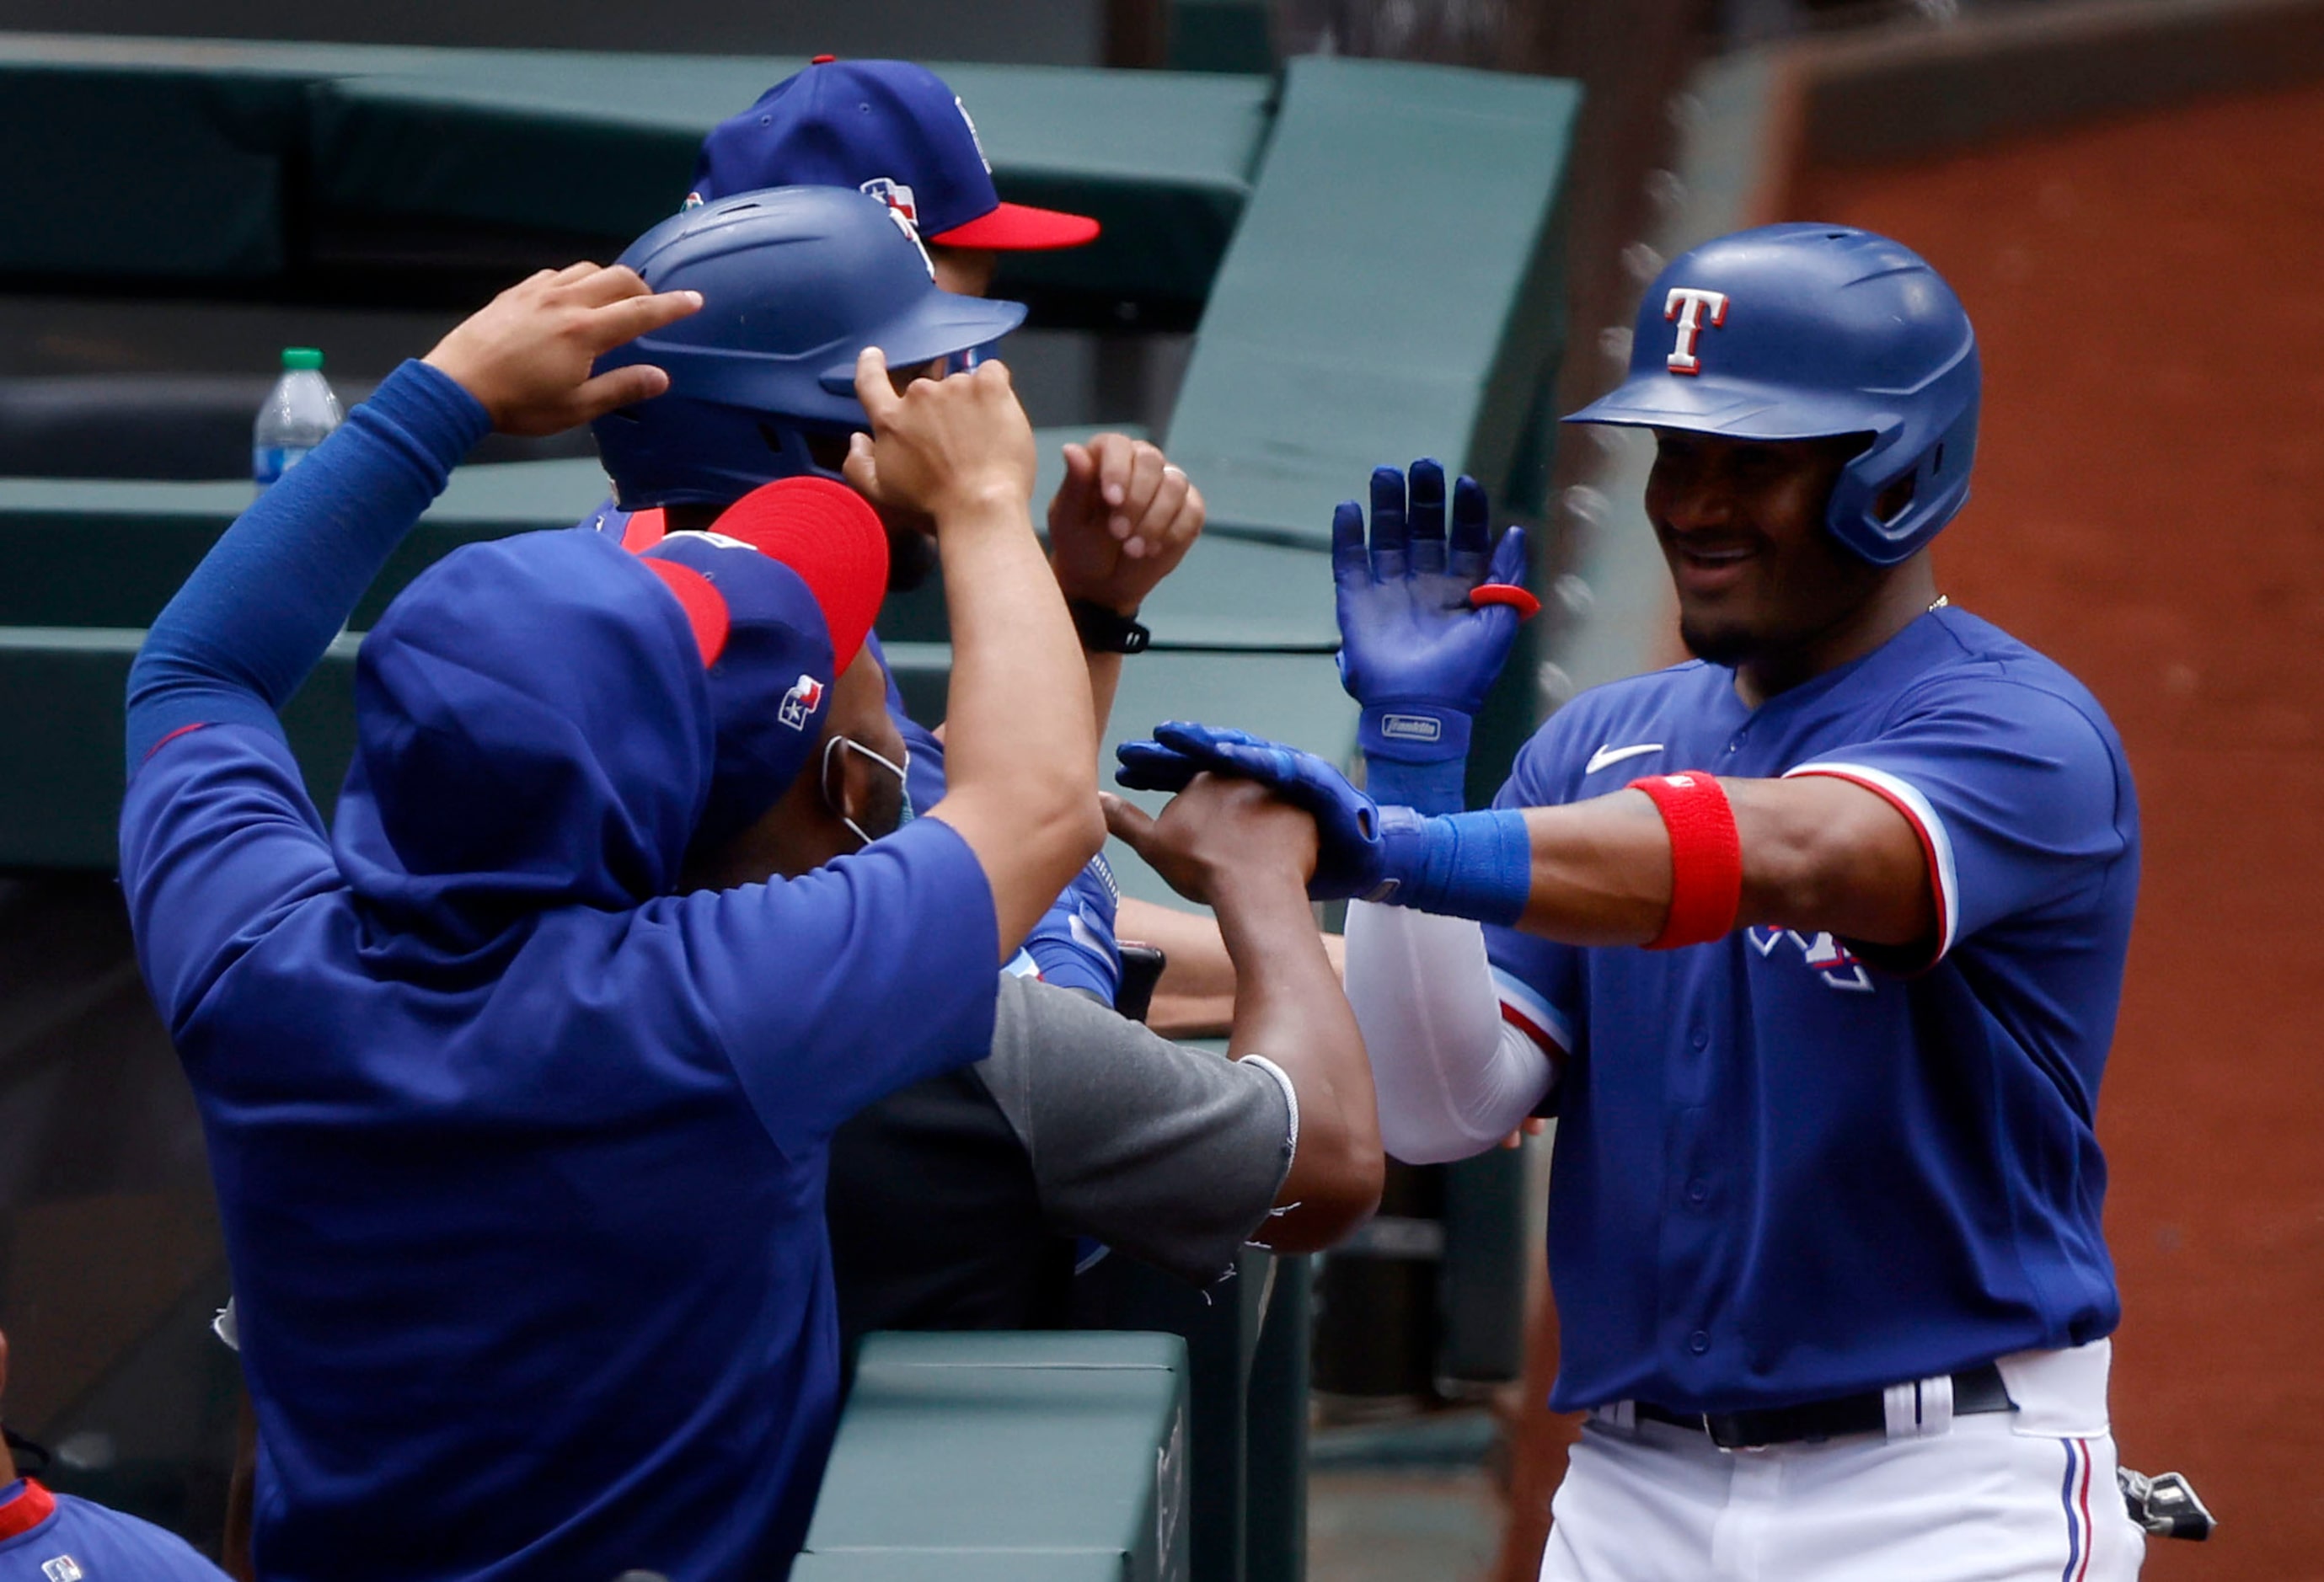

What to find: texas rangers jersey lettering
left=1486, top=607, right=2138, bottom=1414
left=1748, top=924, right=1873, bottom=991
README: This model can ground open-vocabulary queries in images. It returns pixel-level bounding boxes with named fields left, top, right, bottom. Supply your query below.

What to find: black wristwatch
left=1068, top=599, right=1151, bottom=655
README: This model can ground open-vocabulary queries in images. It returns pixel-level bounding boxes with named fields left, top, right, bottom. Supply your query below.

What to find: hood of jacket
left=331, top=531, right=713, bottom=970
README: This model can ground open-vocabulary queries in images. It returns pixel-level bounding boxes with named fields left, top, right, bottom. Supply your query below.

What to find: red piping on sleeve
left=143, top=721, right=212, bottom=760
left=1499, top=999, right=1567, bottom=1067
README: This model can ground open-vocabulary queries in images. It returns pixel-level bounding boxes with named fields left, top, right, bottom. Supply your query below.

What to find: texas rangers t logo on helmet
left=779, top=673, right=826, bottom=730
left=1663, top=287, right=1730, bottom=375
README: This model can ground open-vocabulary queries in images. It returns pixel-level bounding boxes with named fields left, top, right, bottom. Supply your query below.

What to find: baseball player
left=685, top=641, right=1381, bottom=1354
left=589, top=190, right=1380, bottom=1348
left=0, top=1329, right=230, bottom=1581
left=686, top=56, right=1099, bottom=296
left=631, top=56, right=1249, bottom=1026
left=590, top=184, right=1203, bottom=1005
left=1121, top=225, right=2148, bottom=1580
left=118, top=258, right=1101, bottom=1582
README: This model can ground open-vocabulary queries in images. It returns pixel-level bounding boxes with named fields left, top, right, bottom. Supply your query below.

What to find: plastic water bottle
left=253, top=347, right=343, bottom=489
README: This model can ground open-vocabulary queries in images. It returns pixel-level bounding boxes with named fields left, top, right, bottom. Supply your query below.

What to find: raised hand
left=1047, top=434, right=1205, bottom=615
left=425, top=263, right=703, bottom=436
left=1335, top=461, right=1534, bottom=811
left=843, top=349, right=1038, bottom=529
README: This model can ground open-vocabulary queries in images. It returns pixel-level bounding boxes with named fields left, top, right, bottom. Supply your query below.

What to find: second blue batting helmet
left=592, top=185, right=1026, bottom=508
left=1565, top=223, right=1979, bottom=565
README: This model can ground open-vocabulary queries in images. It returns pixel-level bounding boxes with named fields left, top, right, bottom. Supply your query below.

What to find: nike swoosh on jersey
left=1584, top=742, right=1665, bottom=774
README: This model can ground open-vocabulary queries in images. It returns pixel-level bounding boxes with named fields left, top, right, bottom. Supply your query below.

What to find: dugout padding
left=796, top=1331, right=1190, bottom=1582
left=1162, top=55, right=1580, bottom=548
left=0, top=33, right=1268, bottom=312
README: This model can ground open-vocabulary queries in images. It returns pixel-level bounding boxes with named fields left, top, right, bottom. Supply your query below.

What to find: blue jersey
left=0, top=1481, right=228, bottom=1582
left=1486, top=607, right=2138, bottom=1414
left=122, top=387, right=1002, bottom=1582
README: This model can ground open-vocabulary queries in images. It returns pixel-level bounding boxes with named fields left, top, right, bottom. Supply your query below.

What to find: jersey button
left=1689, top=1027, right=1708, bottom=1050
left=1689, top=1329, right=1711, bottom=1355
left=1685, top=1178, right=1710, bottom=1206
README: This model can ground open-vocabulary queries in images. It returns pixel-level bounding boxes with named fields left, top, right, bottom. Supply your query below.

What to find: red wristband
left=1627, top=772, right=1742, bottom=949
left=1469, top=583, right=1542, bottom=619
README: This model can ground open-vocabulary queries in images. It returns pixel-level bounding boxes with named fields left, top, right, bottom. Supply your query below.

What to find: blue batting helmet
left=592, top=185, right=1026, bottom=508
left=1564, top=223, right=1979, bottom=565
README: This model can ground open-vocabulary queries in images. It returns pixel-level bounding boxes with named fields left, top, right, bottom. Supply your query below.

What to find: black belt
left=1633, top=1363, right=2015, bottom=1450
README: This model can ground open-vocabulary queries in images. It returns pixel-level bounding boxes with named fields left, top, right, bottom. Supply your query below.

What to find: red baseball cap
left=635, top=477, right=888, bottom=675
left=690, top=57, right=1100, bottom=254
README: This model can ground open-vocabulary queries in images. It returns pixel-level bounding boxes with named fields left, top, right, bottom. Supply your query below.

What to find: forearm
left=1503, top=778, right=1930, bottom=948
left=1213, top=866, right=1380, bottom=1243
left=124, top=361, right=490, bottom=768
left=1405, top=784, right=1888, bottom=946
left=1084, top=649, right=1122, bottom=743
left=1344, top=901, right=1553, bottom=1162
left=927, top=495, right=1104, bottom=952
left=1512, top=793, right=1671, bottom=944
left=1121, top=896, right=1238, bottom=1037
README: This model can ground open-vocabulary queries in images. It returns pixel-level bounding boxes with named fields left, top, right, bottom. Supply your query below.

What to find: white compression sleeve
left=1343, top=900, right=1559, bottom=1165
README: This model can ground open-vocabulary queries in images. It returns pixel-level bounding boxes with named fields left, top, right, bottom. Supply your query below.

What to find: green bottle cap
left=281, top=347, right=324, bottom=371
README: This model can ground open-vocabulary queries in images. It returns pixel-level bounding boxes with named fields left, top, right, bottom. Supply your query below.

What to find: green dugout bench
left=0, top=42, right=1578, bottom=1581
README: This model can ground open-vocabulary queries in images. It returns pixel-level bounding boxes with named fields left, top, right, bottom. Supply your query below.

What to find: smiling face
left=1644, top=429, right=1895, bottom=672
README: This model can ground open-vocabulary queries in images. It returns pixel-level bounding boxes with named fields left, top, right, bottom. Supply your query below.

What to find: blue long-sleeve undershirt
left=124, top=360, right=492, bottom=772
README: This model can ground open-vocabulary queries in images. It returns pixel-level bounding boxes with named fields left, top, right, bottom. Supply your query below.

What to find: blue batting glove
left=1334, top=461, right=1532, bottom=813
left=1112, top=736, right=1206, bottom=794
left=1116, top=723, right=1390, bottom=900
left=1020, top=852, right=1123, bottom=1002
left=1112, top=722, right=1536, bottom=922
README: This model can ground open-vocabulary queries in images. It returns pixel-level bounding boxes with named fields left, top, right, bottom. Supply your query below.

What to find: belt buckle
left=1701, top=1413, right=1765, bottom=1452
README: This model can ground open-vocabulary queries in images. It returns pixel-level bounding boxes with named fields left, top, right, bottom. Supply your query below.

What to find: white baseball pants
left=1540, top=1342, right=2145, bottom=1582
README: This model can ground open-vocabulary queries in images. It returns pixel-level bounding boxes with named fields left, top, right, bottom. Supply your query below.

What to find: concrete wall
left=1788, top=0, right=2324, bottom=166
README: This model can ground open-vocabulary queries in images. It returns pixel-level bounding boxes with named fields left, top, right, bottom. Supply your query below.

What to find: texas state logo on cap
left=692, top=57, right=1101, bottom=251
